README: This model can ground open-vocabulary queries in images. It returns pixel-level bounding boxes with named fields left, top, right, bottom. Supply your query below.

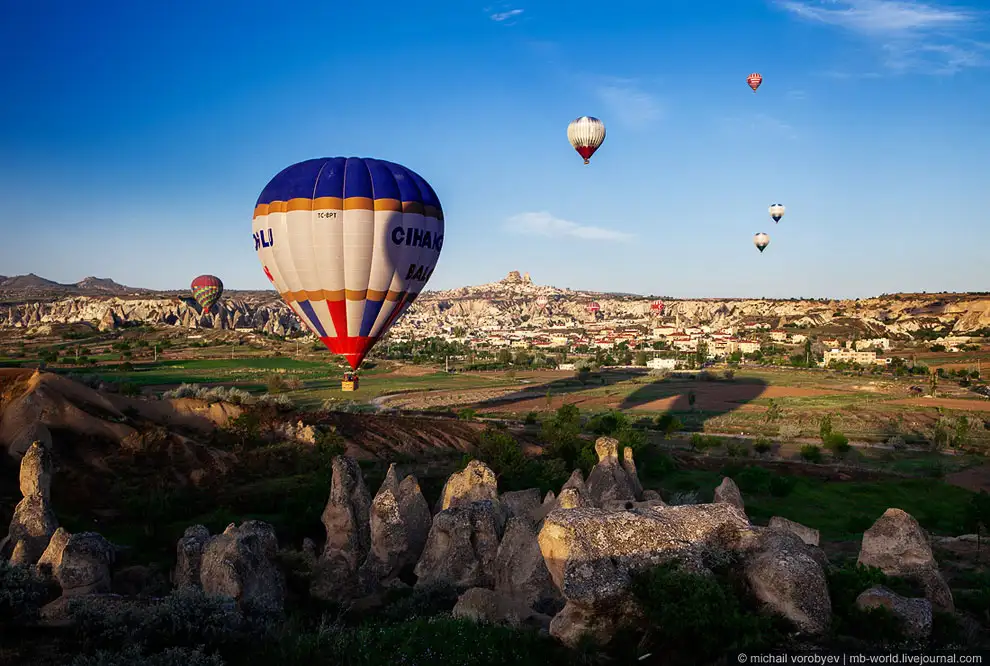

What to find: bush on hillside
left=800, top=444, right=823, bottom=463
left=0, top=561, right=50, bottom=628
left=824, top=432, right=851, bottom=455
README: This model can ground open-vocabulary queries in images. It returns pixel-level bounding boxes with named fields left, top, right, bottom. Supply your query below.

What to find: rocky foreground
left=2, top=435, right=957, bottom=650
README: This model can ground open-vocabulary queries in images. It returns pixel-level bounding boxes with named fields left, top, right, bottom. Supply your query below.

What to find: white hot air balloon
left=769, top=203, right=785, bottom=223
left=567, top=116, right=606, bottom=165
left=754, top=232, right=770, bottom=253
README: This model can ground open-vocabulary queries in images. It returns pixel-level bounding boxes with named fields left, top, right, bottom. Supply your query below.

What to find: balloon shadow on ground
left=466, top=368, right=769, bottom=432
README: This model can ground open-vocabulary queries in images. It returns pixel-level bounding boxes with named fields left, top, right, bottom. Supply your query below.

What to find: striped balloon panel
left=252, top=157, right=443, bottom=370
left=191, top=285, right=222, bottom=309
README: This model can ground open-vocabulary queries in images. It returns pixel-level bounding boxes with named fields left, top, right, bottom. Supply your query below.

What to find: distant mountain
left=0, top=273, right=147, bottom=296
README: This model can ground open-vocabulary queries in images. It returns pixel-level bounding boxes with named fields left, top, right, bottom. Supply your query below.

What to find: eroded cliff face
left=0, top=295, right=302, bottom=336
left=2, top=275, right=989, bottom=338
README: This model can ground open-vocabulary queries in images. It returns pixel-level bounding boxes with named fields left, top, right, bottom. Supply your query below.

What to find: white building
left=647, top=357, right=679, bottom=370
left=824, top=348, right=877, bottom=366
left=854, top=338, right=890, bottom=351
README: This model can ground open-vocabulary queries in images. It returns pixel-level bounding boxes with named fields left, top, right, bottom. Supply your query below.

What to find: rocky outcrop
left=740, top=529, right=831, bottom=635
left=1, top=441, right=59, bottom=565
left=714, top=477, right=746, bottom=516
left=39, top=531, right=116, bottom=597
left=501, top=489, right=542, bottom=522
left=414, top=500, right=505, bottom=590
left=621, top=448, right=643, bottom=499
left=493, top=517, right=561, bottom=610
left=199, top=521, right=284, bottom=615
left=856, top=586, right=933, bottom=639
left=858, top=509, right=954, bottom=612
left=173, top=525, right=211, bottom=588
left=768, top=516, right=820, bottom=547
left=358, top=464, right=432, bottom=590
left=452, top=587, right=552, bottom=630
left=437, top=460, right=502, bottom=513
left=585, top=437, right=639, bottom=507
left=537, top=503, right=750, bottom=647
left=311, top=456, right=372, bottom=600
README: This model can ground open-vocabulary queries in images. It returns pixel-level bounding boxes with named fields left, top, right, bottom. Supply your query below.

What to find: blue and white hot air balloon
left=252, top=157, right=444, bottom=387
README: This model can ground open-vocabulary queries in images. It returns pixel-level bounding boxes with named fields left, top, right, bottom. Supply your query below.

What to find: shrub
left=654, top=413, right=682, bottom=437
left=71, top=645, right=225, bottom=666
left=778, top=423, right=801, bottom=439
left=723, top=369, right=735, bottom=380
left=667, top=490, right=700, bottom=506
left=887, top=435, right=907, bottom=451
left=629, top=561, right=785, bottom=664
left=0, top=561, right=50, bottom=628
left=768, top=475, right=797, bottom=498
left=753, top=437, right=773, bottom=455
left=523, top=411, right=538, bottom=425
left=457, top=408, right=476, bottom=420
left=725, top=441, right=750, bottom=458
left=735, top=466, right=772, bottom=494
left=256, top=393, right=295, bottom=411
left=266, top=374, right=286, bottom=394
left=824, top=431, right=851, bottom=455
left=800, top=444, right=823, bottom=463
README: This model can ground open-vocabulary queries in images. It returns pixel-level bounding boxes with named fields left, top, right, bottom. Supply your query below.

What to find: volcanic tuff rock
left=3, top=272, right=990, bottom=336
left=0, top=441, right=59, bottom=565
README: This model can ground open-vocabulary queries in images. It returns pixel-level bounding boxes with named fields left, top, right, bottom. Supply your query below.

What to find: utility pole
left=154, top=344, right=158, bottom=362
left=445, top=355, right=449, bottom=373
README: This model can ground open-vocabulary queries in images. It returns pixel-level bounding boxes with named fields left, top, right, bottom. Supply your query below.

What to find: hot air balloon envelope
left=191, top=275, right=224, bottom=311
left=769, top=203, right=785, bottom=223
left=754, top=232, right=770, bottom=253
left=747, top=73, right=763, bottom=92
left=567, top=116, right=606, bottom=165
left=252, top=157, right=444, bottom=376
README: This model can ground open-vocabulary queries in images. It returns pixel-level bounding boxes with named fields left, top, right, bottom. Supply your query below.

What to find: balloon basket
left=341, top=373, right=359, bottom=392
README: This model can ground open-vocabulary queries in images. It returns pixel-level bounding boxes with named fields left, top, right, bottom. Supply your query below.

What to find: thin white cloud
left=504, top=212, right=633, bottom=242
left=718, top=113, right=799, bottom=140
left=776, top=0, right=989, bottom=74
left=490, top=8, right=524, bottom=22
left=593, top=77, right=663, bottom=129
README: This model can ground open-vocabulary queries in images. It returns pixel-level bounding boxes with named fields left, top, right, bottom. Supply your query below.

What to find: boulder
left=856, top=586, right=932, bottom=640
left=436, top=460, right=501, bottom=513
left=44, top=531, right=116, bottom=597
left=713, top=477, right=746, bottom=516
left=414, top=500, right=505, bottom=590
left=585, top=437, right=638, bottom=507
left=501, top=488, right=542, bottom=523
left=0, top=441, right=58, bottom=565
left=858, top=509, right=953, bottom=612
left=173, top=525, right=211, bottom=588
left=741, top=528, right=831, bottom=635
left=200, top=521, right=284, bottom=615
left=452, top=587, right=552, bottom=630
left=768, top=516, right=820, bottom=547
left=621, top=447, right=643, bottom=500
left=538, top=503, right=750, bottom=647
left=493, top=517, right=561, bottom=610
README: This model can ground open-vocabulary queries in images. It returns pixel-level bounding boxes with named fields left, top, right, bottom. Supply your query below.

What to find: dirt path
left=887, top=397, right=990, bottom=411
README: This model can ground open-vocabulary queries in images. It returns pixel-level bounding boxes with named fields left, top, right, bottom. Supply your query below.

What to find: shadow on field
left=467, top=368, right=768, bottom=433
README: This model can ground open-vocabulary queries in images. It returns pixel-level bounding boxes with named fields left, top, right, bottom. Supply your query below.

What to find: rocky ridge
left=2, top=271, right=989, bottom=337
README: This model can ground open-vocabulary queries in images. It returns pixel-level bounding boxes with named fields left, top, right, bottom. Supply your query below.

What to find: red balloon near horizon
left=747, top=73, right=763, bottom=92
left=190, top=275, right=224, bottom=312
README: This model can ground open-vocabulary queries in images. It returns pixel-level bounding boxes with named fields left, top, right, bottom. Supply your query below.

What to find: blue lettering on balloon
left=391, top=227, right=405, bottom=245
left=390, top=227, right=443, bottom=253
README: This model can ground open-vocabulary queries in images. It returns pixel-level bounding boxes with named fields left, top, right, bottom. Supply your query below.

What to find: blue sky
left=1, top=0, right=989, bottom=299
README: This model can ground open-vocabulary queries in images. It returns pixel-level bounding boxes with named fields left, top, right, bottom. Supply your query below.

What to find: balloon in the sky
left=769, top=203, right=785, bottom=223
left=587, top=301, right=601, bottom=313
left=651, top=299, right=664, bottom=315
left=754, top=232, right=770, bottom=253
left=747, top=73, right=763, bottom=92
left=252, top=157, right=444, bottom=381
left=567, top=116, right=606, bottom=165
left=190, top=275, right=224, bottom=311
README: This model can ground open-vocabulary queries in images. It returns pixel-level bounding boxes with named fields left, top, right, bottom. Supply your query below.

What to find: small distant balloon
left=769, top=203, right=785, bottom=223
left=535, top=295, right=549, bottom=310
left=651, top=299, right=664, bottom=315
left=567, top=116, right=606, bottom=165
left=754, top=232, right=770, bottom=253
left=190, top=275, right=223, bottom=311
left=747, top=73, right=762, bottom=93
left=587, top=301, right=601, bottom=313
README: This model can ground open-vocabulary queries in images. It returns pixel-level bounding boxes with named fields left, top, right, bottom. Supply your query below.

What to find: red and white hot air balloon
left=747, top=73, right=762, bottom=93
left=535, top=295, right=549, bottom=309
left=586, top=301, right=601, bottom=314
left=651, top=299, right=664, bottom=316
left=567, top=116, right=606, bottom=165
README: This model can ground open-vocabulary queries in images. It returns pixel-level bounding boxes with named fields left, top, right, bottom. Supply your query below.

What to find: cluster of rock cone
left=2, top=437, right=955, bottom=646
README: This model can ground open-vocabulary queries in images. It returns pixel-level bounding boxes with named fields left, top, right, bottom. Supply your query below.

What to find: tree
left=929, top=370, right=938, bottom=397
left=695, top=341, right=709, bottom=367
left=635, top=350, right=649, bottom=366
left=687, top=390, right=696, bottom=411
left=764, top=399, right=782, bottom=424
left=819, top=414, right=833, bottom=442
left=497, top=348, right=513, bottom=365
